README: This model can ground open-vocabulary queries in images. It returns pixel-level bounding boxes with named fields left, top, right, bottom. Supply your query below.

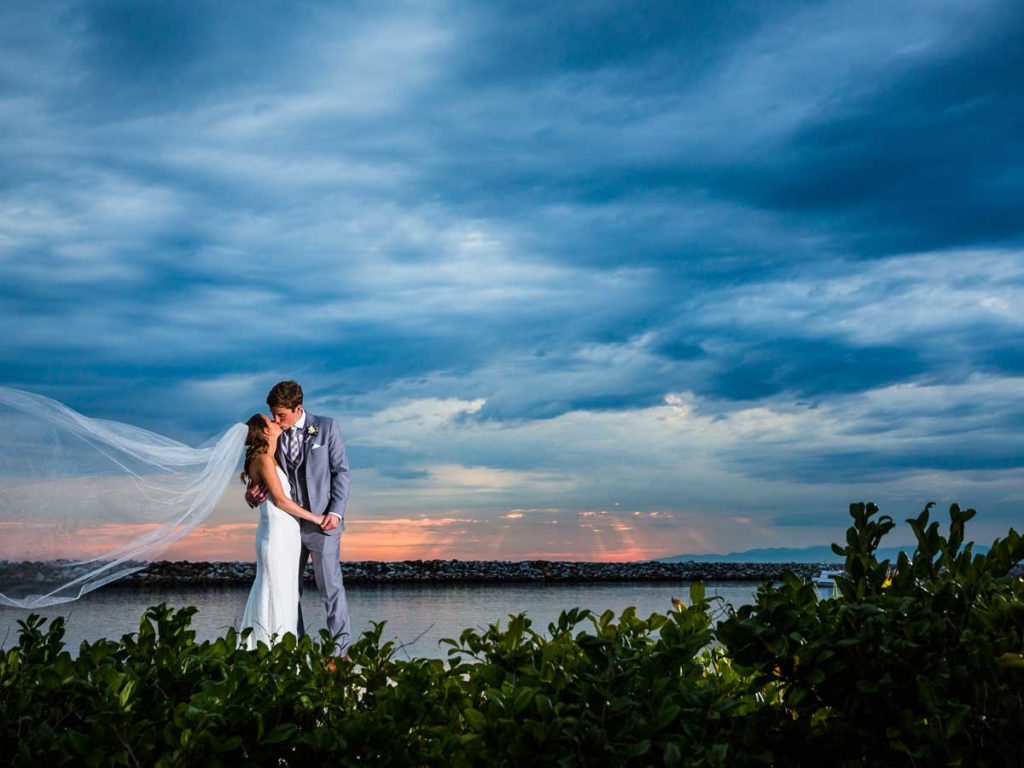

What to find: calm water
left=0, top=581, right=760, bottom=659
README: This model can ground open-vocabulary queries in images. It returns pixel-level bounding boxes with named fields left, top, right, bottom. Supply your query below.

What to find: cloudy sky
left=1, top=0, right=1022, bottom=561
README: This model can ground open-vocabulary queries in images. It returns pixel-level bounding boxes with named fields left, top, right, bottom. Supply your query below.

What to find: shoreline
left=117, top=559, right=846, bottom=587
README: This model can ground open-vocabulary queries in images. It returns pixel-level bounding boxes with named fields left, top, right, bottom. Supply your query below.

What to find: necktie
left=287, top=427, right=301, bottom=464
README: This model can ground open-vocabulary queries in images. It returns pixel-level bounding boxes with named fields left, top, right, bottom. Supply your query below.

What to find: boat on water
left=813, top=570, right=843, bottom=591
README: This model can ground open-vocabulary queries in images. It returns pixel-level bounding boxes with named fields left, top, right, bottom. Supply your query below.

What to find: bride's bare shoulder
left=249, top=452, right=276, bottom=480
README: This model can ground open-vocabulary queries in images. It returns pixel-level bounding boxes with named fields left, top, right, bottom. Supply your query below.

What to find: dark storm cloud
left=719, top=3, right=1024, bottom=256
left=707, top=339, right=928, bottom=401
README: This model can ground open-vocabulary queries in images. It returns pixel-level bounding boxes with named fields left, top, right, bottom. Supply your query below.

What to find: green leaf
left=689, top=582, right=706, bottom=605
left=996, top=652, right=1024, bottom=669
left=464, top=707, right=487, bottom=732
left=787, top=685, right=809, bottom=706
left=512, top=686, right=535, bottom=714
left=663, top=741, right=682, bottom=767
left=118, top=678, right=136, bottom=709
left=655, top=704, right=681, bottom=730
left=262, top=723, right=298, bottom=744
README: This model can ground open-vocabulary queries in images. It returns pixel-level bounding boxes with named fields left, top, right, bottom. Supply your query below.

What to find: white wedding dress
left=239, top=466, right=302, bottom=649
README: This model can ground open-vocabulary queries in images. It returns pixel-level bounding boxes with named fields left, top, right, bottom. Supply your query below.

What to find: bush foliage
left=718, top=503, right=1023, bottom=767
left=2, top=503, right=1021, bottom=767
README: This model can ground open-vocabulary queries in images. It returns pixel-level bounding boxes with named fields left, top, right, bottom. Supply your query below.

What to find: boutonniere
left=306, top=425, right=319, bottom=437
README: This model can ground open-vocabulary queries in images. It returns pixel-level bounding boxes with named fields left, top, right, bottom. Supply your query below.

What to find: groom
left=247, top=380, right=351, bottom=657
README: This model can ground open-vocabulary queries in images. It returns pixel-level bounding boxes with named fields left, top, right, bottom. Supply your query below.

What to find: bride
left=237, top=414, right=324, bottom=649
left=0, top=387, right=325, bottom=653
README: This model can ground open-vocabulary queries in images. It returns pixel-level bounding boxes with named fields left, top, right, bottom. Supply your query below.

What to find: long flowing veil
left=0, top=387, right=247, bottom=609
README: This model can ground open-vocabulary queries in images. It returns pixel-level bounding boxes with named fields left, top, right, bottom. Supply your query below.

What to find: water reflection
left=1, top=581, right=760, bottom=659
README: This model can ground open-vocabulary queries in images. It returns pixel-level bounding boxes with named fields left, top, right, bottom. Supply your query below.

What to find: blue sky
left=1, top=0, right=1022, bottom=560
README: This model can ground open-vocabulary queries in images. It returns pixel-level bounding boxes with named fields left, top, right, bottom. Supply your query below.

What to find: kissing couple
left=238, top=380, right=351, bottom=658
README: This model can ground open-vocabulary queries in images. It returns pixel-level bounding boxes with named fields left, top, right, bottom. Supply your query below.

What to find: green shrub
left=0, top=586, right=758, bottom=767
left=717, top=502, right=1024, bottom=767
left=440, top=587, right=765, bottom=767
left=2, top=502, right=1020, bottom=767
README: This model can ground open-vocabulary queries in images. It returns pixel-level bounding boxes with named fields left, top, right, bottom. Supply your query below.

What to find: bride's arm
left=253, top=456, right=322, bottom=524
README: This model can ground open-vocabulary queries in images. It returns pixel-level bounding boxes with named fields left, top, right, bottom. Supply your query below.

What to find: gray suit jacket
left=276, top=412, right=349, bottom=538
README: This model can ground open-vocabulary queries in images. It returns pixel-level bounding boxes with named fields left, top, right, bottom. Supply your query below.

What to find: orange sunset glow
left=154, top=507, right=733, bottom=563
left=1, top=477, right=769, bottom=563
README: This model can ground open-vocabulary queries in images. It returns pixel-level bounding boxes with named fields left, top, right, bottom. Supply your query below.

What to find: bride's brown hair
left=240, top=414, right=270, bottom=484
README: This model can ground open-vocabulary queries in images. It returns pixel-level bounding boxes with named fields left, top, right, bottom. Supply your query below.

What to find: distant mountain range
left=660, top=544, right=989, bottom=563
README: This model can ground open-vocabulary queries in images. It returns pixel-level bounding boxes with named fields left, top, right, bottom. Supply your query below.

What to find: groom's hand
left=320, top=513, right=340, bottom=531
left=245, top=482, right=267, bottom=509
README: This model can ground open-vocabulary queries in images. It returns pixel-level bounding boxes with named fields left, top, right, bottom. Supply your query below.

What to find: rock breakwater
left=116, top=559, right=847, bottom=587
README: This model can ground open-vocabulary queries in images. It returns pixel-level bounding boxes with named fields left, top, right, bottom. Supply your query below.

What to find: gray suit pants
left=297, top=532, right=350, bottom=656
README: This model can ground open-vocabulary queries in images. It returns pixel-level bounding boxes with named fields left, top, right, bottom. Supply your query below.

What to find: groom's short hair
left=267, top=381, right=303, bottom=410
